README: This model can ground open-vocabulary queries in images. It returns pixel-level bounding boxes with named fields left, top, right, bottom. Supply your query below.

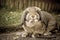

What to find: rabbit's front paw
left=32, top=34, right=35, bottom=38
left=21, top=32, right=28, bottom=37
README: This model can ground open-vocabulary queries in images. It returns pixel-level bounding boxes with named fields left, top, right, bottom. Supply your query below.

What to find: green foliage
left=0, top=9, right=22, bottom=27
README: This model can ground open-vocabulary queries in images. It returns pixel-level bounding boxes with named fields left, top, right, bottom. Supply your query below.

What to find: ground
left=0, top=31, right=60, bottom=40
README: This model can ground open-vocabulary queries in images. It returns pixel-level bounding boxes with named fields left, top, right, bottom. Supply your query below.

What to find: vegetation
left=0, top=9, right=22, bottom=28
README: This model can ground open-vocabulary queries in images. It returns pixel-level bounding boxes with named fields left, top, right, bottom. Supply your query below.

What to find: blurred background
left=0, top=0, right=60, bottom=32
left=0, top=0, right=60, bottom=12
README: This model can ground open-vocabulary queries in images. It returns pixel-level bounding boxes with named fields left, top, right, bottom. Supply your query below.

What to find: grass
left=0, top=9, right=23, bottom=27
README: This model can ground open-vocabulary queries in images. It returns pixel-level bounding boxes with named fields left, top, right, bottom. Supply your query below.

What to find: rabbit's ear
left=20, top=9, right=29, bottom=25
left=35, top=7, right=46, bottom=25
left=35, top=7, right=42, bottom=20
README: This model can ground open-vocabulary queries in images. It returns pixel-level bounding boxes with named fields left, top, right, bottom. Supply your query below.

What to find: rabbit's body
left=22, top=21, right=45, bottom=37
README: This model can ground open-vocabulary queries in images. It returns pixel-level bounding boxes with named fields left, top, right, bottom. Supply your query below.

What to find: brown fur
left=20, top=7, right=57, bottom=37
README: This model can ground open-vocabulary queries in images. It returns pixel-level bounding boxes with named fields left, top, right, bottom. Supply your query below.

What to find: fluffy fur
left=20, top=7, right=57, bottom=37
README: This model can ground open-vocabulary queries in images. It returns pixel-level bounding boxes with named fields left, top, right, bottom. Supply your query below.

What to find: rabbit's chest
left=25, top=21, right=44, bottom=31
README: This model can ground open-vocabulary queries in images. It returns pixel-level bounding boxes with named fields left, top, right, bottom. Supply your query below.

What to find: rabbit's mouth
left=25, top=20, right=39, bottom=28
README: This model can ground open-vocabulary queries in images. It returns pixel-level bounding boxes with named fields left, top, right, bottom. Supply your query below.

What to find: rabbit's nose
left=32, top=16, right=34, bottom=17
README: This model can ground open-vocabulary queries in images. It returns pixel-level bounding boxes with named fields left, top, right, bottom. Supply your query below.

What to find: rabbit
left=20, top=7, right=57, bottom=37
